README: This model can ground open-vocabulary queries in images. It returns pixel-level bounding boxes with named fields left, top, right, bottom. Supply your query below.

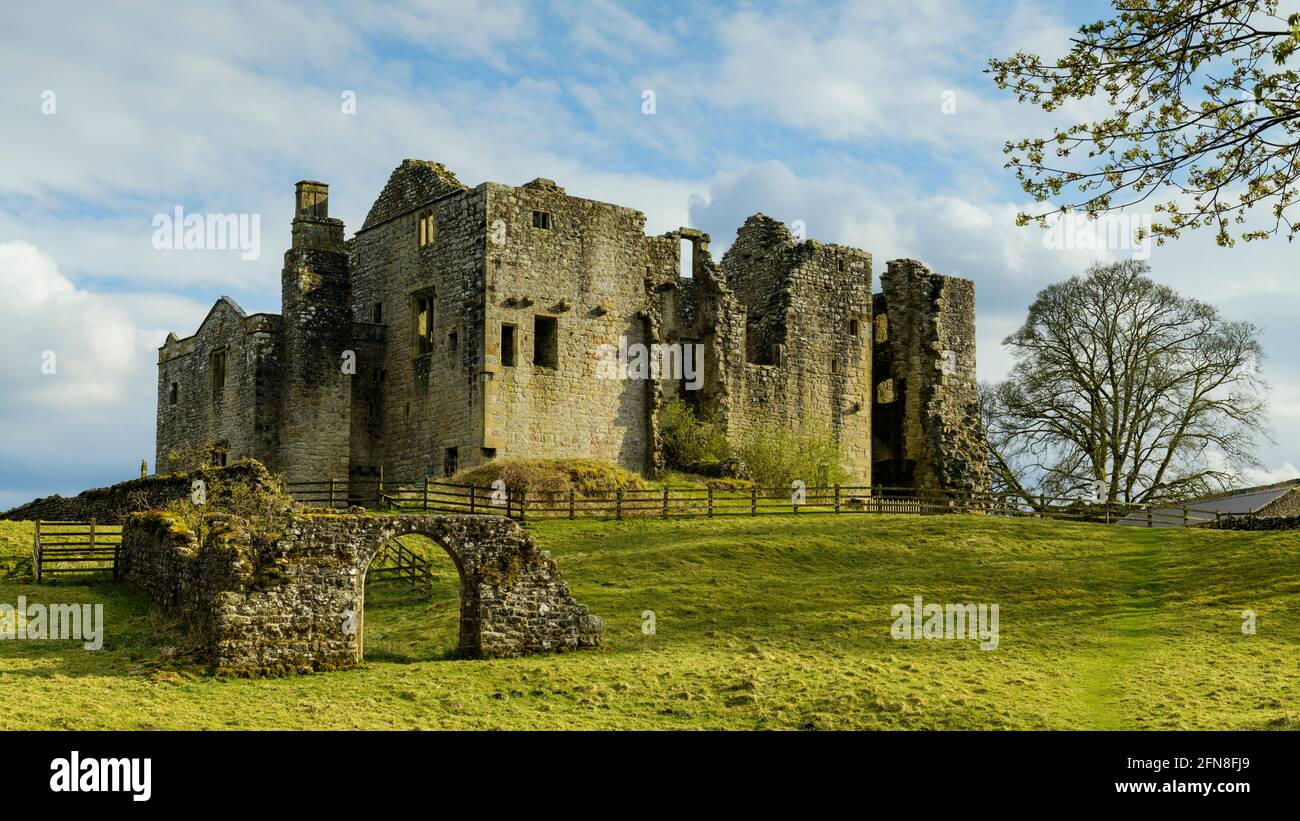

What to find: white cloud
left=0, top=241, right=208, bottom=506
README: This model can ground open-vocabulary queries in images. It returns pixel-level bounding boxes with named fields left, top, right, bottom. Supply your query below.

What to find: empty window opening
left=414, top=294, right=435, bottom=356
left=168, top=382, right=179, bottom=406
left=532, top=210, right=552, bottom=230
left=448, top=331, right=458, bottom=354
left=444, top=447, right=459, bottom=477
left=372, top=302, right=384, bottom=323
left=482, top=447, right=496, bottom=460
left=210, top=349, right=227, bottom=396
left=418, top=210, right=435, bottom=247
left=831, top=359, right=841, bottom=375
left=679, top=237, right=694, bottom=278
left=501, top=324, right=517, bottom=367
left=533, top=315, right=559, bottom=369
left=849, top=318, right=860, bottom=337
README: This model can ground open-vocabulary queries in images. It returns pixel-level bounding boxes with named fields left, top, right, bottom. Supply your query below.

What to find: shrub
left=452, top=458, right=648, bottom=497
left=659, top=399, right=731, bottom=473
left=735, top=425, right=849, bottom=489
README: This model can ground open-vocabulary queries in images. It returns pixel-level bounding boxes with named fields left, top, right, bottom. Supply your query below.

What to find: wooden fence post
left=378, top=466, right=384, bottom=508
left=1182, top=505, right=1189, bottom=527
left=707, top=487, right=714, bottom=518
left=662, top=488, right=669, bottom=519
left=568, top=488, right=575, bottom=520
left=834, top=485, right=841, bottom=514
left=33, top=520, right=41, bottom=584
left=519, top=492, right=527, bottom=523
left=750, top=487, right=757, bottom=516
left=1146, top=507, right=1152, bottom=528
left=469, top=484, right=476, bottom=515
left=329, top=478, right=337, bottom=509
left=89, top=519, right=96, bottom=554
left=616, top=490, right=623, bottom=521
left=423, top=478, right=429, bottom=511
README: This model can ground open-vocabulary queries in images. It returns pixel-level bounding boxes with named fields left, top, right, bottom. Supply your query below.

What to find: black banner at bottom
left=6, top=730, right=1281, bottom=808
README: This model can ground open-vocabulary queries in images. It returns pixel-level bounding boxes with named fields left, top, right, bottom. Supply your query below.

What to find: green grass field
left=1, top=514, right=1297, bottom=729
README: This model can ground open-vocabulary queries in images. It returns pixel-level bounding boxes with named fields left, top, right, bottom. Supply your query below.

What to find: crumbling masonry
left=156, top=160, right=990, bottom=492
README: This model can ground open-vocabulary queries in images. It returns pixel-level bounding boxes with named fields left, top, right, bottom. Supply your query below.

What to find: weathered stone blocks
left=120, top=510, right=602, bottom=675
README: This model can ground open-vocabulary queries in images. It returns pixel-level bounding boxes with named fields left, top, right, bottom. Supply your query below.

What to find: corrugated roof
left=1118, top=485, right=1297, bottom=528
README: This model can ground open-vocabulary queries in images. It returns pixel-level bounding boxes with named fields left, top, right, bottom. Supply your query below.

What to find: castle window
left=501, top=324, right=517, bottom=367
left=210, top=349, right=226, bottom=396
left=533, top=315, right=558, bottom=369
left=168, top=382, right=179, bottom=406
left=831, top=359, right=840, bottom=375
left=372, top=302, right=383, bottom=323
left=413, top=294, right=435, bottom=356
left=444, top=447, right=459, bottom=477
left=448, top=331, right=458, bottom=355
left=418, top=210, right=435, bottom=247
left=531, top=210, right=552, bottom=230
left=679, top=237, right=695, bottom=279
left=849, top=318, right=860, bottom=337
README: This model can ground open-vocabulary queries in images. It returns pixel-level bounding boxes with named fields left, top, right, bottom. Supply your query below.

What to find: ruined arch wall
left=121, top=512, right=602, bottom=675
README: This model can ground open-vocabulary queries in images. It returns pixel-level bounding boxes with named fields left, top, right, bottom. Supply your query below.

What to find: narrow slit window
left=372, top=302, right=383, bottom=323
left=210, top=349, right=226, bottom=396
left=418, top=210, right=435, bottom=247
left=501, top=324, right=516, bottom=367
left=679, top=237, right=694, bottom=278
left=169, top=382, right=179, bottom=406
left=414, top=294, right=435, bottom=355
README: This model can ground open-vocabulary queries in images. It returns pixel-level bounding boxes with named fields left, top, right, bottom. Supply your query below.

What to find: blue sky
left=2, top=0, right=1297, bottom=508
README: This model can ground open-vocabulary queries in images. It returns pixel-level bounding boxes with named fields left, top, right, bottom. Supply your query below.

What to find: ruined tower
left=278, top=181, right=353, bottom=484
left=872, top=259, right=990, bottom=492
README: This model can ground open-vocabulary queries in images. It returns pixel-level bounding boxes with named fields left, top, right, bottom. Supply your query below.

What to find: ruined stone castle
left=156, top=159, right=990, bottom=492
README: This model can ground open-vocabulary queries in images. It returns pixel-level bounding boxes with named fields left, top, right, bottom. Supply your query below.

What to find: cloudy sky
left=2, top=0, right=1297, bottom=508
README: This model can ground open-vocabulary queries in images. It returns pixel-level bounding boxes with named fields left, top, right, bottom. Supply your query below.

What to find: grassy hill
left=1, top=514, right=1297, bottom=729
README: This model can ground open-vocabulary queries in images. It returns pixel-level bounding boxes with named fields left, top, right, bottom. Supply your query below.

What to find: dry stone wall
left=1, top=462, right=275, bottom=524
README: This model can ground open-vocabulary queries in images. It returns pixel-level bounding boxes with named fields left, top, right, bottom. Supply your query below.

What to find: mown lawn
left=0, top=514, right=1297, bottom=730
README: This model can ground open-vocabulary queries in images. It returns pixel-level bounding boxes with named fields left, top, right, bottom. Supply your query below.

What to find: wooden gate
left=32, top=520, right=123, bottom=583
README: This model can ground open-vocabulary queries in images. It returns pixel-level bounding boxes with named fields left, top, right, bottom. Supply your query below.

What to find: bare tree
left=983, top=260, right=1269, bottom=504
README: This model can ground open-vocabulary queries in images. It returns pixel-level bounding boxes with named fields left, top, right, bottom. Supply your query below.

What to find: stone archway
left=298, top=514, right=603, bottom=664
left=357, top=531, right=467, bottom=662
left=121, top=511, right=603, bottom=675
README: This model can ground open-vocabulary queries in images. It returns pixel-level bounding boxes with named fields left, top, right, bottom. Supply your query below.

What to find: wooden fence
left=364, top=537, right=433, bottom=599
left=32, top=520, right=122, bottom=582
left=283, top=478, right=1227, bottom=527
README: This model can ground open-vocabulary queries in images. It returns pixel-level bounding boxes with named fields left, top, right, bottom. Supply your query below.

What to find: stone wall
left=873, top=260, right=990, bottom=492
left=350, top=161, right=483, bottom=481
left=1217, top=514, right=1300, bottom=531
left=156, top=299, right=281, bottom=472
left=719, top=216, right=874, bottom=480
left=482, top=178, right=662, bottom=475
left=119, top=510, right=602, bottom=674
left=0, top=462, right=276, bottom=524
